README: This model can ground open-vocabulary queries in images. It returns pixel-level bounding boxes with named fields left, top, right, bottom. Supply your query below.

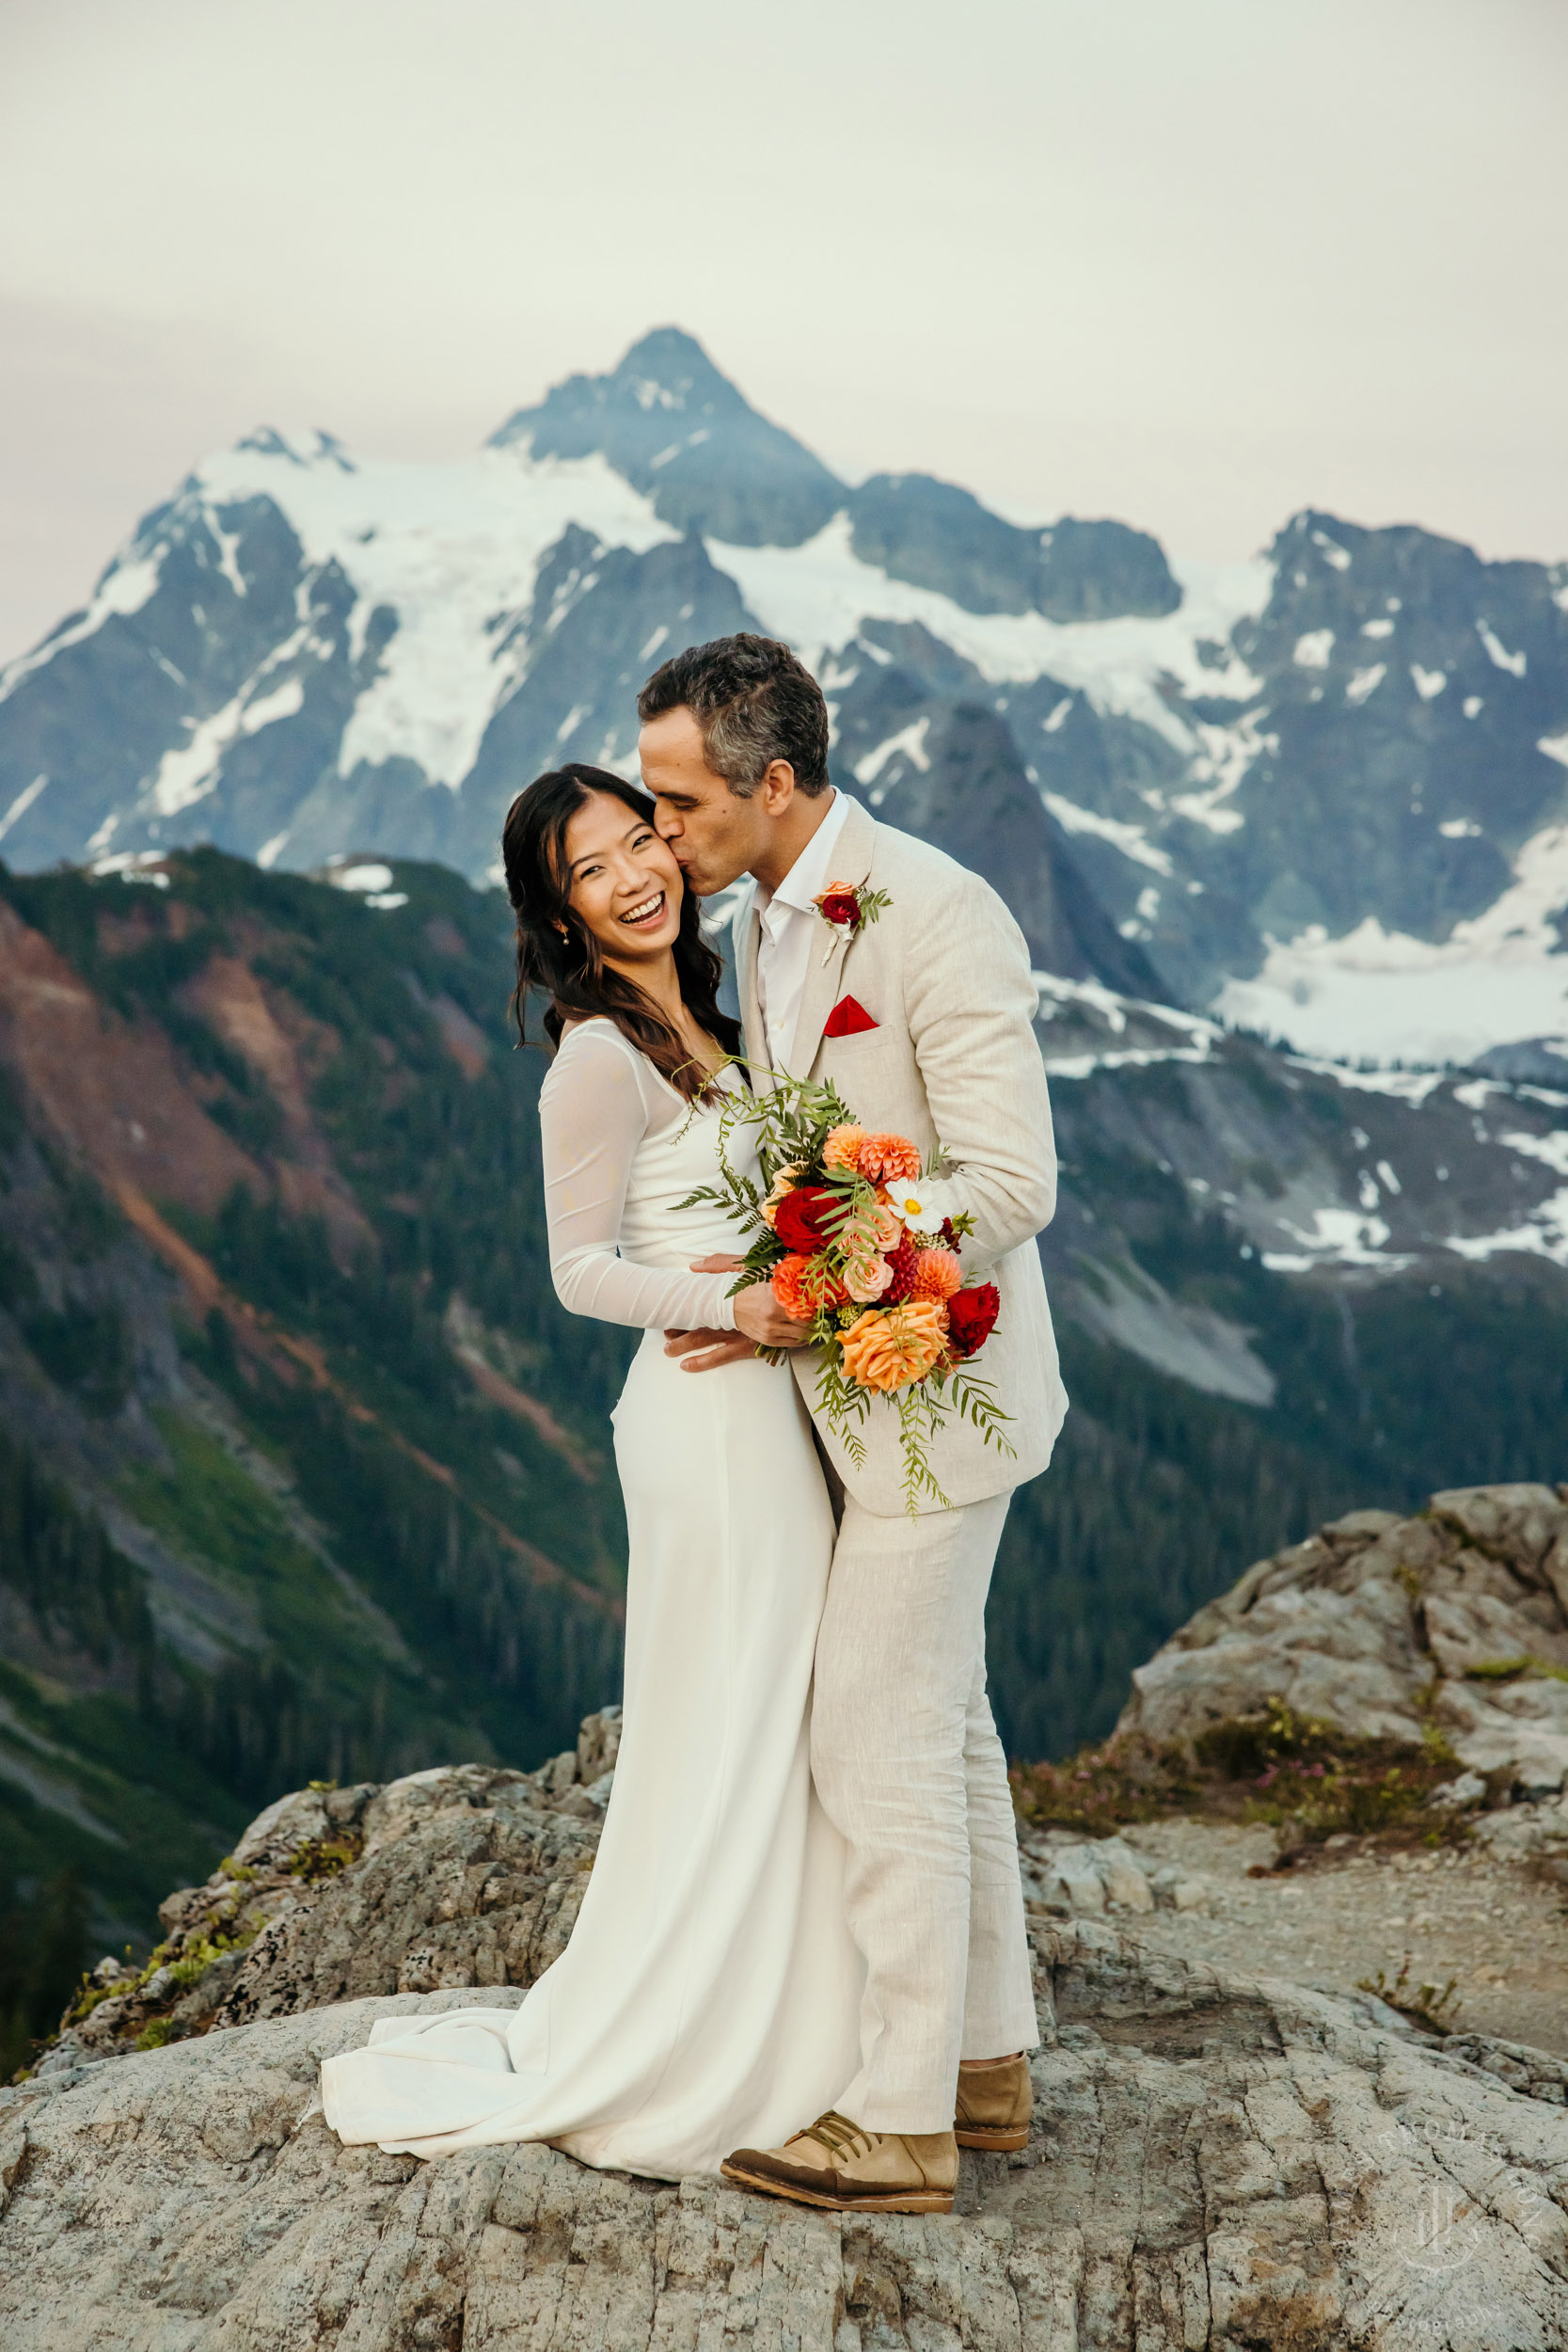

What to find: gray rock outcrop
left=1119, top=1484, right=1568, bottom=1790
left=6, top=1922, right=1568, bottom=2349
left=63, top=1713, right=622, bottom=2063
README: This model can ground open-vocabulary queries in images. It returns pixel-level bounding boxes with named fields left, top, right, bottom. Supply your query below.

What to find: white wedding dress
left=321, top=1019, right=863, bottom=2179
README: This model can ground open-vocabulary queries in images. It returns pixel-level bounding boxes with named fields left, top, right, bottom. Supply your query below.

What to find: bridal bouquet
left=680, top=1073, right=1013, bottom=1512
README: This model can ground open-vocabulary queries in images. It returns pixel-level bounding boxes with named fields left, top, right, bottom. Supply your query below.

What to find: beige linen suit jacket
left=733, top=796, right=1068, bottom=1518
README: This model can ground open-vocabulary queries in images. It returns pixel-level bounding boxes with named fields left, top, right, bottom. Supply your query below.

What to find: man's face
left=640, top=706, right=772, bottom=895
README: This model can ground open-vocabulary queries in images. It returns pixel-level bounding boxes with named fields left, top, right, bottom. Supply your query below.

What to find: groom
left=640, top=632, right=1068, bottom=2215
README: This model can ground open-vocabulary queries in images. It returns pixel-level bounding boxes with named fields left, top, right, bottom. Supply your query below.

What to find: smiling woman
left=500, top=762, right=740, bottom=1103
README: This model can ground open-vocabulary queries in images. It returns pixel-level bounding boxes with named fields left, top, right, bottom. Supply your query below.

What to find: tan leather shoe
left=721, top=2110, right=958, bottom=2214
left=954, top=2053, right=1032, bottom=2151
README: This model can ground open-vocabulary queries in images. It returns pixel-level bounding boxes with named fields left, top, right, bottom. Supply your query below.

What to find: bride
left=320, top=763, right=862, bottom=2179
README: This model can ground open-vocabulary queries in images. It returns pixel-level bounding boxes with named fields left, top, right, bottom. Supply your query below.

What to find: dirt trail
left=1116, top=1816, right=1568, bottom=2056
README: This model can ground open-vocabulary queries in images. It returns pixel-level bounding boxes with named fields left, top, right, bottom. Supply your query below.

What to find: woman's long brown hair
left=501, top=764, right=741, bottom=1102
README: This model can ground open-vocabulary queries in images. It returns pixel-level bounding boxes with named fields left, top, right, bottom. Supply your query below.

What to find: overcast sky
left=1, top=0, right=1563, bottom=663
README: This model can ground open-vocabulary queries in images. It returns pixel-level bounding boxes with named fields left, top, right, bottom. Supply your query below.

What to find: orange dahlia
left=822, top=1124, right=868, bottom=1172
left=911, top=1246, right=962, bottom=1301
left=770, top=1253, right=847, bottom=1321
left=857, top=1131, right=922, bottom=1185
left=839, top=1298, right=950, bottom=1391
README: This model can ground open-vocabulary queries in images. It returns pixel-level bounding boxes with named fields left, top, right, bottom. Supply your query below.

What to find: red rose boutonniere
left=812, top=878, right=893, bottom=962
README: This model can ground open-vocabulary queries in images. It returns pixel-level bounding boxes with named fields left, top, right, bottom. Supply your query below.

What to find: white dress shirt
left=753, top=789, right=852, bottom=1073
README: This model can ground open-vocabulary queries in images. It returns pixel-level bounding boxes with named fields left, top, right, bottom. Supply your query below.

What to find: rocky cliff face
left=3, top=329, right=1565, bottom=1071
left=1120, top=1482, right=1568, bottom=1792
left=8, top=1695, right=1568, bottom=2350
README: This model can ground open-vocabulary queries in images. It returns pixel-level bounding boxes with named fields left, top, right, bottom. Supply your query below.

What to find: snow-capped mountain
left=3, top=327, right=1567, bottom=1070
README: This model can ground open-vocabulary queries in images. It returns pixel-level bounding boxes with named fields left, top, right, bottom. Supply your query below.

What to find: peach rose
left=856, top=1132, right=922, bottom=1185
left=843, top=1252, right=895, bottom=1304
left=839, top=1298, right=950, bottom=1391
left=911, top=1246, right=962, bottom=1301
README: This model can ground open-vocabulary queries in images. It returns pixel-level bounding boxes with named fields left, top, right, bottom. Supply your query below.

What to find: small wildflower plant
left=677, top=1070, right=1014, bottom=1513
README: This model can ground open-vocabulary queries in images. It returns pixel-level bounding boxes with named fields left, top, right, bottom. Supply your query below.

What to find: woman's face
left=562, top=791, right=685, bottom=970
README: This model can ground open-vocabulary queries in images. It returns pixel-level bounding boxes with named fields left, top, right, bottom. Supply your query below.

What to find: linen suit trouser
left=810, top=1488, right=1039, bottom=2136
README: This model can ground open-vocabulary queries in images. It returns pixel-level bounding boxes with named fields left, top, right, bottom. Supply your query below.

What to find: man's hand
left=663, top=1326, right=755, bottom=1372
left=664, top=1255, right=810, bottom=1372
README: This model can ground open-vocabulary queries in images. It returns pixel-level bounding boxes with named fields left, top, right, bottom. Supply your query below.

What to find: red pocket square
left=823, top=995, right=879, bottom=1040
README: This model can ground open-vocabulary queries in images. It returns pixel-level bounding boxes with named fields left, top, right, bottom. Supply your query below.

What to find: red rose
left=817, top=890, right=861, bottom=929
left=945, top=1281, right=1000, bottom=1359
left=773, top=1184, right=841, bottom=1254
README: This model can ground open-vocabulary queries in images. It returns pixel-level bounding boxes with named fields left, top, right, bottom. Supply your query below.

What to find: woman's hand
left=664, top=1255, right=810, bottom=1370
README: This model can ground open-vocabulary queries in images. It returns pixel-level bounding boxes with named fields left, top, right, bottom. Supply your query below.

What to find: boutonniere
left=812, top=879, right=893, bottom=962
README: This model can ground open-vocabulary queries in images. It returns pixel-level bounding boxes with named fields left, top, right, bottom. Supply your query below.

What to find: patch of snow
left=1411, top=664, right=1447, bottom=700
left=1293, top=629, right=1334, bottom=669
left=1310, top=531, right=1352, bottom=571
left=1215, top=821, right=1568, bottom=1065
left=1034, top=972, right=1126, bottom=1034
left=257, top=830, right=290, bottom=869
left=1346, top=664, right=1386, bottom=706
left=1041, top=695, right=1073, bottom=733
left=1376, top=1159, right=1402, bottom=1194
left=206, top=509, right=249, bottom=598
left=148, top=671, right=307, bottom=818
left=1476, top=619, right=1527, bottom=677
left=149, top=698, right=243, bottom=817
left=1498, top=1128, right=1568, bottom=1179
left=0, top=552, right=163, bottom=706
left=190, top=440, right=678, bottom=794
left=364, top=892, right=409, bottom=911
left=240, top=676, right=306, bottom=733
left=0, top=772, right=48, bottom=844
left=638, top=625, right=669, bottom=663
left=1263, top=1206, right=1403, bottom=1270
left=1042, top=793, right=1172, bottom=874
left=1284, top=1059, right=1447, bottom=1105
left=1447, top=1184, right=1568, bottom=1267
left=1169, top=708, right=1275, bottom=834
left=1043, top=1042, right=1213, bottom=1081
left=1439, top=818, right=1481, bottom=838
left=709, top=520, right=1272, bottom=753
left=1464, top=695, right=1483, bottom=718
left=330, top=863, right=395, bottom=894
left=91, top=850, right=170, bottom=888
left=1539, top=731, right=1568, bottom=770
left=854, top=716, right=930, bottom=787
left=1031, top=973, right=1221, bottom=1075
left=1362, top=617, right=1395, bottom=640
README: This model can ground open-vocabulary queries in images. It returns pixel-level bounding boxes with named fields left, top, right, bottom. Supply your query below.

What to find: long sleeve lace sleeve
left=538, top=1024, right=740, bottom=1333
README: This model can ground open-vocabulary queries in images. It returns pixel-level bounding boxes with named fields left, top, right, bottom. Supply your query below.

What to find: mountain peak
left=607, top=326, right=743, bottom=414
left=230, top=426, right=356, bottom=474
left=488, top=327, right=843, bottom=549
